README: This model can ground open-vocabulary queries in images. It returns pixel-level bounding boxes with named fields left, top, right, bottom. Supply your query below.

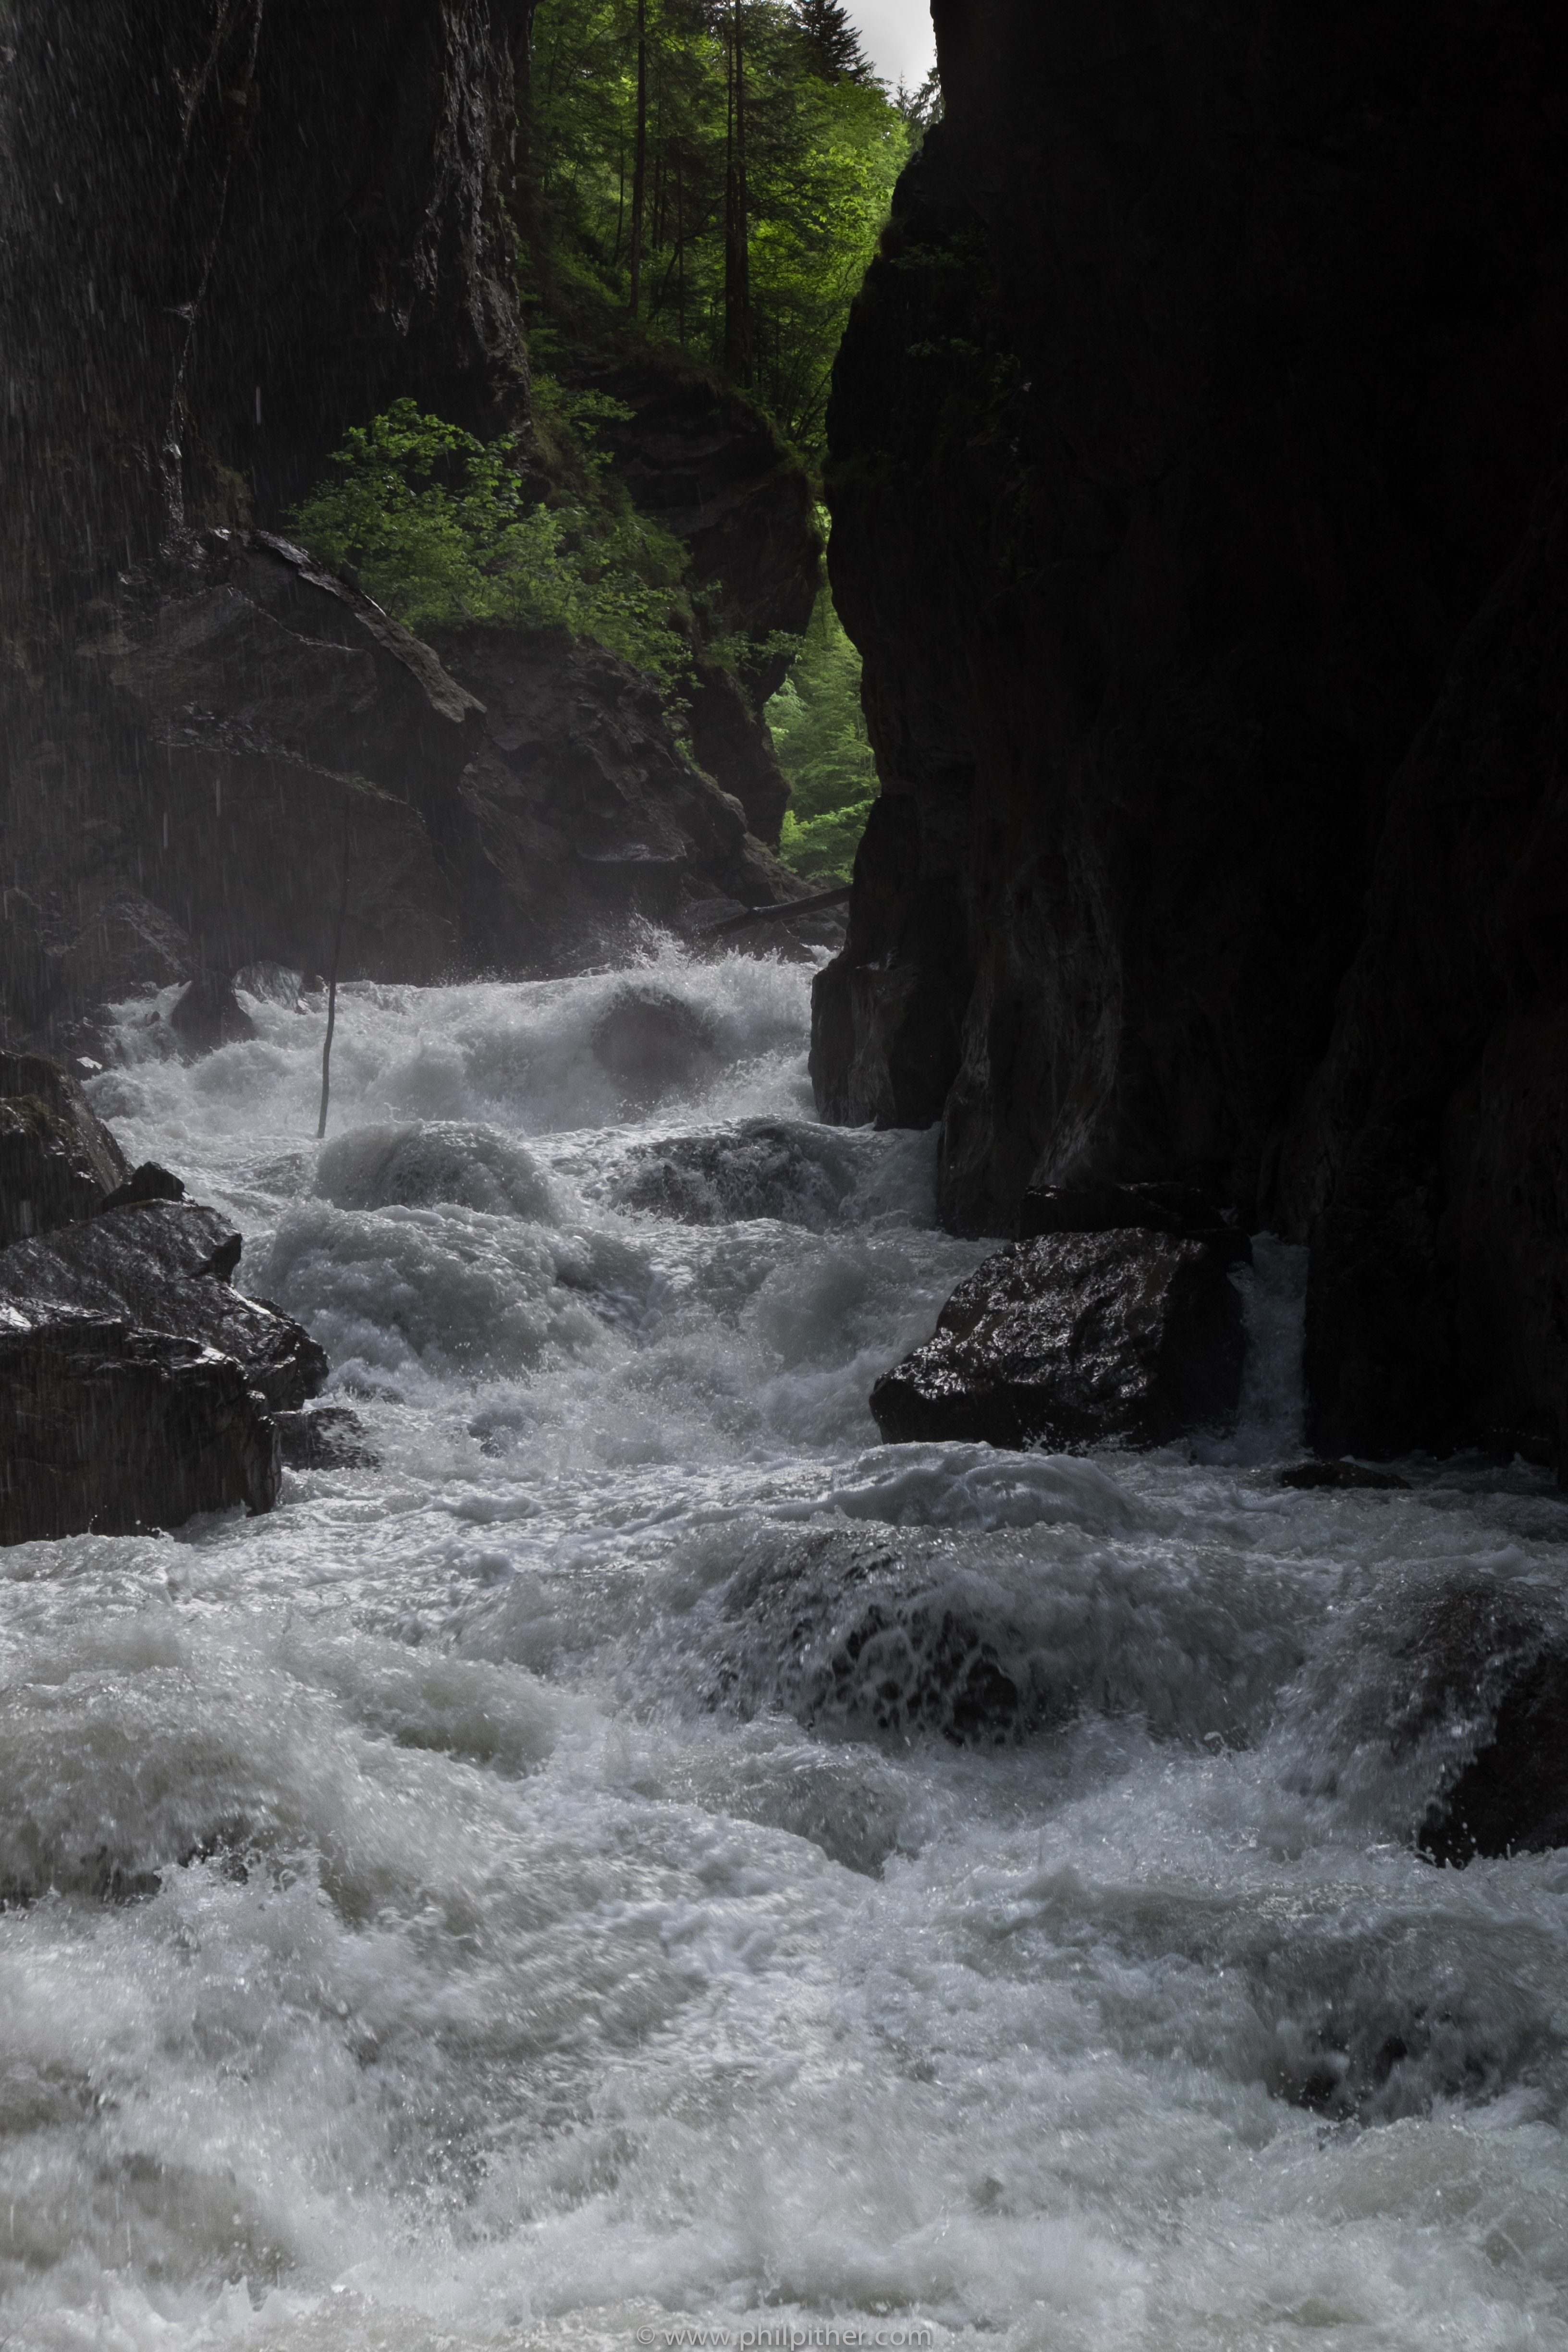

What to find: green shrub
left=768, top=592, right=877, bottom=882
left=289, top=395, right=692, bottom=693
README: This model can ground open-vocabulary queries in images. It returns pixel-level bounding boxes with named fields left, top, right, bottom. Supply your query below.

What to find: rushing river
left=4, top=943, right=1568, bottom=2352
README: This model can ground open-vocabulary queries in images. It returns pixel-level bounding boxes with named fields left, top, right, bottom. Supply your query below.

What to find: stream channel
left=4, top=943, right=1568, bottom=2352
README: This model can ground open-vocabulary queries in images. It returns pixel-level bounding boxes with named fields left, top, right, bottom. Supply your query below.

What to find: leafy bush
left=768, top=593, right=877, bottom=882
left=289, top=395, right=692, bottom=692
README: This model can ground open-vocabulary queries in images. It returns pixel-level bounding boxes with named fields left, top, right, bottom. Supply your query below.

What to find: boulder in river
left=1403, top=1586, right=1568, bottom=1864
left=0, top=1319, right=281, bottom=1544
left=870, top=1229, right=1248, bottom=1452
left=0, top=1052, right=130, bottom=1242
left=0, top=1200, right=327, bottom=1410
left=169, top=972, right=258, bottom=1057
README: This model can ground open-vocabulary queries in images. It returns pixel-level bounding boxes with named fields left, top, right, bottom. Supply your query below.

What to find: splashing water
left=5, top=940, right=1568, bottom=2352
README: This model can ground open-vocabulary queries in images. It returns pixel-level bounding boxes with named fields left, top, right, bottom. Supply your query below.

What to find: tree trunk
left=723, top=0, right=751, bottom=382
left=628, top=0, right=648, bottom=313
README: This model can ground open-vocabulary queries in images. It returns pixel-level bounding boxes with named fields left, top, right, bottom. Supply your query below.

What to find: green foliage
left=526, top=0, right=913, bottom=453
left=289, top=394, right=693, bottom=692
left=768, top=592, right=876, bottom=881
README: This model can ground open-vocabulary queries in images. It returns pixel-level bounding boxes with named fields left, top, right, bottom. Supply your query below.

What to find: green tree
left=768, top=591, right=876, bottom=882
left=289, top=394, right=693, bottom=693
left=525, top=0, right=910, bottom=452
left=795, top=0, right=872, bottom=83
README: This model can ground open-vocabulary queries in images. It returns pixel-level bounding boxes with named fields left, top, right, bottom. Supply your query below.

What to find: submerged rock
left=0, top=1200, right=327, bottom=1410
left=0, top=1319, right=280, bottom=1544
left=274, top=1405, right=378, bottom=1470
left=1279, top=1461, right=1410, bottom=1492
left=590, top=987, right=720, bottom=1110
left=0, top=1052, right=130, bottom=1242
left=870, top=1230, right=1247, bottom=1452
left=610, top=1121, right=849, bottom=1228
left=687, top=1518, right=1309, bottom=1752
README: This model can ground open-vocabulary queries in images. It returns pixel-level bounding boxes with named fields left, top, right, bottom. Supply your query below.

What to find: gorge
left=2, top=4, right=1568, bottom=2350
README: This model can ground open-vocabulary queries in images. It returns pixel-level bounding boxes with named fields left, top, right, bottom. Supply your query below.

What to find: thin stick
left=317, top=790, right=352, bottom=1139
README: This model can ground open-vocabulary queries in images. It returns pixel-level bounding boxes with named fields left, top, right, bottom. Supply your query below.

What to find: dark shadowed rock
left=95, top=1163, right=187, bottom=1214
left=814, top=0, right=1568, bottom=1473
left=1421, top=1645, right=1568, bottom=1865
left=590, top=987, right=721, bottom=1111
left=610, top=1122, right=849, bottom=1229
left=0, top=1054, right=130, bottom=1243
left=870, top=1231, right=1247, bottom=1452
left=1279, top=1461, right=1410, bottom=1493
left=169, top=972, right=258, bottom=1056
left=1364, top=1581, right=1568, bottom=1864
left=0, top=1201, right=327, bottom=1409
left=1019, top=1182, right=1252, bottom=1265
left=0, top=1319, right=280, bottom=1544
left=274, top=1405, right=379, bottom=1471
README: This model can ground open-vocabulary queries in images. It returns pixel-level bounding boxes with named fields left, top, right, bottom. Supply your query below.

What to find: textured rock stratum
left=0, top=1200, right=328, bottom=1413
left=817, top=0, right=1568, bottom=1472
left=0, top=1322, right=282, bottom=1545
left=0, top=1054, right=328, bottom=1541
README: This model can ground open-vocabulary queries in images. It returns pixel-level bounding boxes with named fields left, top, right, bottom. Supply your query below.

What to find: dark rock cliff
left=0, top=0, right=817, bottom=1047
left=817, top=0, right=1568, bottom=1469
left=0, top=0, right=531, bottom=638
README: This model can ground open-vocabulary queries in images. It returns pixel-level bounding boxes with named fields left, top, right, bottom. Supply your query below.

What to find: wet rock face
left=818, top=0, right=1568, bottom=1467
left=0, top=1200, right=327, bottom=1411
left=0, top=1055, right=130, bottom=1244
left=871, top=1231, right=1247, bottom=1453
left=0, top=1321, right=281, bottom=1545
left=0, top=538, right=804, bottom=1046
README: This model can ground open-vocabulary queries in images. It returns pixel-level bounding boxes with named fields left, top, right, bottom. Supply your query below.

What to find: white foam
left=2, top=956, right=1557, bottom=2351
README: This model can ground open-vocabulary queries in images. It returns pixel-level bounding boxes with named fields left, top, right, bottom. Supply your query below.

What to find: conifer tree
left=794, top=0, right=871, bottom=85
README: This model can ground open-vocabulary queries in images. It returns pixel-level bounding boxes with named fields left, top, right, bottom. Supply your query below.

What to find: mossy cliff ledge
left=816, top=0, right=1568, bottom=1471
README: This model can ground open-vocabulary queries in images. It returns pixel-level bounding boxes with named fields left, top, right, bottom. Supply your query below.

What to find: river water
left=5, top=943, right=1568, bottom=2352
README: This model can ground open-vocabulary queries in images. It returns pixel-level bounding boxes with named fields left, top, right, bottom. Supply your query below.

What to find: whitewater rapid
left=4, top=943, right=1568, bottom=2352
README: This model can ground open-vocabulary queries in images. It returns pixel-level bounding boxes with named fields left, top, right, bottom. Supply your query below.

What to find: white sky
left=849, top=0, right=937, bottom=90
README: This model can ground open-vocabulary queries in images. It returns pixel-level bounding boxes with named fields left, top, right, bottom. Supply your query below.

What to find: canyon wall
left=0, top=1, right=816, bottom=1047
left=816, top=0, right=1568, bottom=1467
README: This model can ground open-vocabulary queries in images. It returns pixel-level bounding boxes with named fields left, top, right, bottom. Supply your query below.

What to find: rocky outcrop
left=1280, top=473, right=1568, bottom=1464
left=0, top=1321, right=282, bottom=1545
left=1, top=534, right=808, bottom=1046
left=870, top=1229, right=1248, bottom=1453
left=0, top=1054, right=130, bottom=1244
left=817, top=0, right=1568, bottom=1469
left=0, top=1200, right=327, bottom=1411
